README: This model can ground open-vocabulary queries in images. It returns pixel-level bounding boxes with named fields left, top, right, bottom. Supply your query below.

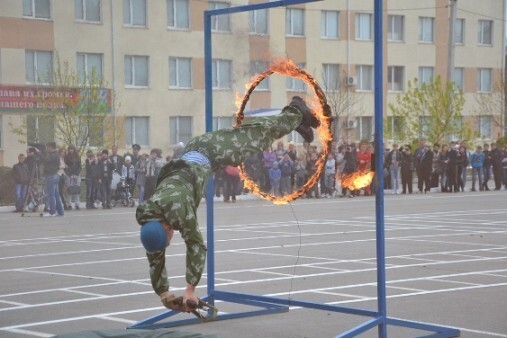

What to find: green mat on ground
left=53, top=328, right=226, bottom=338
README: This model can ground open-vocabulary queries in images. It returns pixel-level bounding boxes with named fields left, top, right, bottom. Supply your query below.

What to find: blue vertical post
left=204, top=11, right=215, bottom=296
left=373, top=0, right=387, bottom=337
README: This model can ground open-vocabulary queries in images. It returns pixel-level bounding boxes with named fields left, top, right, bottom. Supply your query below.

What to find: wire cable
left=287, top=200, right=303, bottom=307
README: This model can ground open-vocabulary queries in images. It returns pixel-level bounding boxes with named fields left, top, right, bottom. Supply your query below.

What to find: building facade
left=0, top=0, right=505, bottom=166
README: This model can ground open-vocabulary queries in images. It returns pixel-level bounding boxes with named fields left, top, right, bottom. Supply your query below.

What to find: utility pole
left=447, top=0, right=457, bottom=84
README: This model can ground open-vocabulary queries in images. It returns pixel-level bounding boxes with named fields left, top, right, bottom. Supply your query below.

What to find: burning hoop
left=235, top=58, right=333, bottom=204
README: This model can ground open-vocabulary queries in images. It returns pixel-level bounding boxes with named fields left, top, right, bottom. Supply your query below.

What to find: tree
left=387, top=76, right=467, bottom=145
left=322, top=68, right=363, bottom=143
left=9, top=54, right=115, bottom=156
left=474, top=80, right=506, bottom=139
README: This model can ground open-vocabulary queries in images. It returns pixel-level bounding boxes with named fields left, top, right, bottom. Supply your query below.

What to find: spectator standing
left=135, top=153, right=148, bottom=204
left=294, top=156, right=306, bottom=191
left=470, top=145, right=485, bottom=191
left=460, top=140, right=471, bottom=191
left=42, top=142, right=64, bottom=217
left=324, top=153, right=336, bottom=197
left=275, top=141, right=286, bottom=162
left=131, top=144, right=141, bottom=167
left=490, top=142, right=503, bottom=190
left=64, top=145, right=82, bottom=210
left=482, top=143, right=491, bottom=191
left=341, top=144, right=358, bottom=198
left=306, top=153, right=320, bottom=198
left=416, top=144, right=433, bottom=193
left=400, top=145, right=414, bottom=194
left=144, top=148, right=165, bottom=200
left=85, top=150, right=98, bottom=209
left=244, top=153, right=262, bottom=188
left=446, top=141, right=459, bottom=192
left=224, top=165, right=241, bottom=202
left=122, top=156, right=136, bottom=196
left=502, top=145, right=507, bottom=189
left=172, top=142, right=185, bottom=160
left=262, top=146, right=276, bottom=192
left=456, top=146, right=467, bottom=192
left=279, top=154, right=294, bottom=195
left=12, top=153, right=29, bottom=212
left=356, top=141, right=372, bottom=196
left=287, top=142, right=298, bottom=189
left=58, top=148, right=70, bottom=210
left=98, top=149, right=115, bottom=209
left=109, top=145, right=124, bottom=172
left=437, top=144, right=449, bottom=192
left=385, top=143, right=402, bottom=194
left=269, top=161, right=282, bottom=197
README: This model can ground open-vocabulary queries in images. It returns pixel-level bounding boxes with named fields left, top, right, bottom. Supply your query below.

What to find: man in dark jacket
left=43, top=142, right=64, bottom=216
left=490, top=142, right=503, bottom=190
left=416, top=144, right=434, bottom=193
left=12, top=154, right=29, bottom=212
left=98, top=149, right=115, bottom=209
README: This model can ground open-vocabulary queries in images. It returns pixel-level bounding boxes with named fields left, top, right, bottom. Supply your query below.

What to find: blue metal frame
left=130, top=1, right=460, bottom=337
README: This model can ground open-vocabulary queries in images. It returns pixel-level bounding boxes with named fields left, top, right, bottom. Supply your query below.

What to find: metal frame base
left=129, top=290, right=459, bottom=337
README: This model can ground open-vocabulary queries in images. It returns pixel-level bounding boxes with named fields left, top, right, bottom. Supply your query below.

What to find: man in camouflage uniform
left=136, top=97, right=320, bottom=312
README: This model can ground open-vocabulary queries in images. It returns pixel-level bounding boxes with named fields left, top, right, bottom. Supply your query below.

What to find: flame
left=236, top=58, right=333, bottom=204
left=340, top=170, right=375, bottom=191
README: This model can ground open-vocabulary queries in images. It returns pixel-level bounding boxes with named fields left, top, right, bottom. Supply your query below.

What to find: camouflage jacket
left=136, top=159, right=211, bottom=295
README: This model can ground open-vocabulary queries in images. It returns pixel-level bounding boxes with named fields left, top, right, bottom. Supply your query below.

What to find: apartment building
left=0, top=0, right=505, bottom=166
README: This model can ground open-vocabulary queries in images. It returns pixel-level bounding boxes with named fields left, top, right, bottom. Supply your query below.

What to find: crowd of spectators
left=11, top=138, right=507, bottom=214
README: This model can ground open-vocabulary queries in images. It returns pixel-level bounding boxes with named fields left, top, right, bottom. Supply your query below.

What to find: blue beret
left=140, top=221, right=167, bottom=252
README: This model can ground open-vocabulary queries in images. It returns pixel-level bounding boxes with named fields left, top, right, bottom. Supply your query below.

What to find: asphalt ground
left=0, top=190, right=506, bottom=338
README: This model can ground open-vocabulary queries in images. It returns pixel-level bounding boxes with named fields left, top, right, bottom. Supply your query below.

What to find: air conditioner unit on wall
left=346, top=76, right=357, bottom=86
left=343, top=117, right=358, bottom=129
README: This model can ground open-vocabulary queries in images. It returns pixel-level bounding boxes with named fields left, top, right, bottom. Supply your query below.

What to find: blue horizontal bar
left=205, top=0, right=321, bottom=17
left=213, top=290, right=378, bottom=318
left=386, top=318, right=460, bottom=338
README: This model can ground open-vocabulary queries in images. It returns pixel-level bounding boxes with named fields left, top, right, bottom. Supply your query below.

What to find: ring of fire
left=235, top=58, right=333, bottom=204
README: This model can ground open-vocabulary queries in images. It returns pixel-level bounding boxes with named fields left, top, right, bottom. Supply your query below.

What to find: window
left=213, top=116, right=233, bottom=131
left=249, top=9, right=268, bottom=35
left=387, top=15, right=404, bottom=42
left=388, top=66, right=404, bottom=92
left=478, top=20, right=493, bottom=45
left=321, top=10, right=339, bottom=39
left=322, top=64, right=340, bottom=92
left=126, top=116, right=149, bottom=146
left=169, top=116, right=192, bottom=145
left=212, top=59, right=231, bottom=89
left=167, top=0, right=188, bottom=29
left=478, top=115, right=492, bottom=139
left=286, top=8, right=304, bottom=36
left=446, top=116, right=463, bottom=141
left=78, top=117, right=104, bottom=147
left=355, top=116, right=373, bottom=141
left=77, top=53, right=103, bottom=83
left=355, top=13, right=372, bottom=40
left=419, top=116, right=430, bottom=139
left=75, top=0, right=101, bottom=22
left=287, top=130, right=304, bottom=144
left=124, top=55, right=149, bottom=87
left=455, top=18, right=465, bottom=44
left=418, top=67, right=434, bottom=86
left=477, top=68, right=492, bottom=92
left=453, top=67, right=464, bottom=91
left=169, top=57, right=192, bottom=88
left=123, top=0, right=146, bottom=26
left=286, top=63, right=306, bottom=91
left=386, top=116, right=404, bottom=139
left=25, top=50, right=53, bottom=84
left=250, top=61, right=269, bottom=90
left=209, top=2, right=230, bottom=32
left=419, top=17, right=434, bottom=43
left=27, top=115, right=55, bottom=144
left=356, top=65, right=373, bottom=91
left=23, top=0, right=51, bottom=19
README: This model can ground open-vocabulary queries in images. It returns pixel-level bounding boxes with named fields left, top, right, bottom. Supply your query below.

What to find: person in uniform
left=136, top=97, right=327, bottom=311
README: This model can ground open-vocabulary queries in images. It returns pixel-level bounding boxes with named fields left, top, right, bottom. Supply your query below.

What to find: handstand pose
left=136, top=96, right=321, bottom=312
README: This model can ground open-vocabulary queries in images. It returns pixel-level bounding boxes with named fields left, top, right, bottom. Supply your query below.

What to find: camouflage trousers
left=184, top=106, right=302, bottom=171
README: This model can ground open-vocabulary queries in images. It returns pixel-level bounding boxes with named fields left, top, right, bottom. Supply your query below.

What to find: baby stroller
left=111, top=176, right=135, bottom=207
